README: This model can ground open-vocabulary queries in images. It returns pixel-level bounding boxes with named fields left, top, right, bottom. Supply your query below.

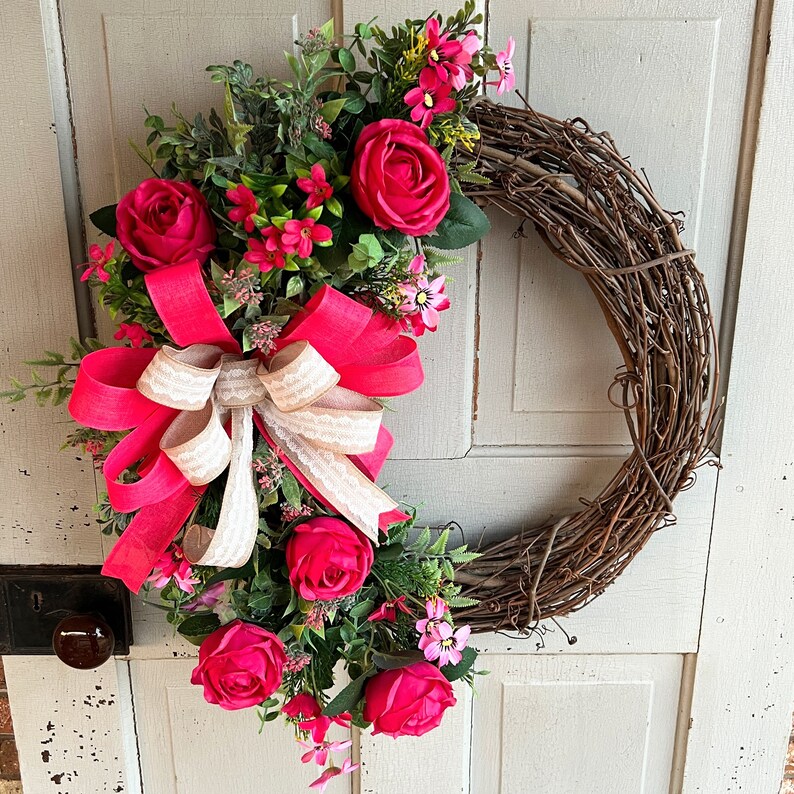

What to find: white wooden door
left=2, top=0, right=792, bottom=792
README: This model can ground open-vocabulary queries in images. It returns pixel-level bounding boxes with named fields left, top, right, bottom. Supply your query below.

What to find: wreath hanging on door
left=5, top=5, right=717, bottom=786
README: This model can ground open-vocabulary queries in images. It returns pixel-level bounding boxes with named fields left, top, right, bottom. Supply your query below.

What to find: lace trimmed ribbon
left=137, top=340, right=396, bottom=567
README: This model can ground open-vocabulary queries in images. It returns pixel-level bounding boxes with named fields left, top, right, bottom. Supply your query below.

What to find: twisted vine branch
left=454, top=99, right=720, bottom=633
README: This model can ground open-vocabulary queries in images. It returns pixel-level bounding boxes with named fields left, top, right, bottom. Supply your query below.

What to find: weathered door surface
left=2, top=0, right=792, bottom=792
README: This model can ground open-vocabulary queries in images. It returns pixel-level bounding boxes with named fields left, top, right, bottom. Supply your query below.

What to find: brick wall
left=782, top=723, right=794, bottom=794
left=0, top=661, right=21, bottom=794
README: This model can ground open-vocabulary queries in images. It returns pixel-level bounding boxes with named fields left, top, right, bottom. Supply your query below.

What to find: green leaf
left=248, top=592, right=272, bottom=611
left=372, top=650, right=424, bottom=670
left=441, top=646, right=478, bottom=682
left=204, top=558, right=256, bottom=586
left=445, top=595, right=480, bottom=608
left=340, top=91, right=365, bottom=114
left=337, top=48, right=356, bottom=73
left=348, top=599, right=374, bottom=620
left=427, top=528, right=450, bottom=556
left=285, top=51, right=302, bottom=79
left=376, top=542, right=404, bottom=561
left=177, top=613, right=221, bottom=646
left=322, top=670, right=373, bottom=717
left=319, top=19, right=335, bottom=40
left=281, top=469, right=301, bottom=508
left=425, top=192, right=490, bottom=250
left=318, top=98, right=347, bottom=124
left=89, top=204, right=118, bottom=237
left=223, top=83, right=254, bottom=154
left=285, top=275, right=304, bottom=299
left=325, top=196, right=343, bottom=218
left=407, top=526, right=431, bottom=553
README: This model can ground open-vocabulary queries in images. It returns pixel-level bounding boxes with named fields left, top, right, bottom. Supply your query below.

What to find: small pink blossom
left=113, top=322, right=153, bottom=348
left=416, top=598, right=448, bottom=650
left=492, top=37, right=516, bottom=95
left=226, top=184, right=260, bottom=232
left=368, top=595, right=413, bottom=623
left=84, top=439, right=103, bottom=457
left=284, top=649, right=312, bottom=673
left=244, top=238, right=286, bottom=272
left=283, top=693, right=322, bottom=720
left=281, top=502, right=313, bottom=522
left=404, top=68, right=457, bottom=129
left=399, top=275, right=451, bottom=336
left=146, top=545, right=200, bottom=594
left=408, top=254, right=425, bottom=275
left=79, top=241, right=115, bottom=283
left=183, top=582, right=226, bottom=612
left=247, top=320, right=280, bottom=353
left=423, top=621, right=471, bottom=667
left=220, top=266, right=263, bottom=306
left=299, top=712, right=351, bottom=745
left=309, top=759, right=359, bottom=792
left=299, top=738, right=352, bottom=766
left=280, top=218, right=333, bottom=259
left=425, top=20, right=480, bottom=90
left=296, top=164, right=334, bottom=210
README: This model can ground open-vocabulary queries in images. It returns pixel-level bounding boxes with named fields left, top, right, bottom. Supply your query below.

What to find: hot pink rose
left=363, top=662, right=456, bottom=738
left=350, top=119, right=450, bottom=237
left=285, top=517, right=373, bottom=601
left=116, top=178, right=215, bottom=271
left=190, top=620, right=286, bottom=710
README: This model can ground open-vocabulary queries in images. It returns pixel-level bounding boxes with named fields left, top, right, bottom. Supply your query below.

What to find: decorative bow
left=136, top=340, right=398, bottom=568
left=69, top=262, right=424, bottom=591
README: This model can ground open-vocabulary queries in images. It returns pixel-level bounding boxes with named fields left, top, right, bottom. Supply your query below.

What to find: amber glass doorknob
left=52, top=614, right=115, bottom=669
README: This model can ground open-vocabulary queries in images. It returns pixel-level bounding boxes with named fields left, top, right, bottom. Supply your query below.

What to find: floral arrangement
left=4, top=6, right=517, bottom=787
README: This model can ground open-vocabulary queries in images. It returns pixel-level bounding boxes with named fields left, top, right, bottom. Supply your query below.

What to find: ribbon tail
left=255, top=403, right=397, bottom=543
left=196, top=405, right=259, bottom=568
left=102, top=484, right=205, bottom=593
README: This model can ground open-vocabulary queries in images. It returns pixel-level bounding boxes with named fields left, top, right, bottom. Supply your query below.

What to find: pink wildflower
left=492, top=37, right=516, bottom=95
left=299, top=738, right=352, bottom=766
left=113, top=322, right=153, bottom=348
left=425, top=19, right=480, bottom=89
left=404, top=68, right=457, bottom=129
left=416, top=598, right=448, bottom=651
left=183, top=582, right=227, bottom=612
left=280, top=218, right=333, bottom=259
left=408, top=254, right=425, bottom=275
left=226, top=184, right=259, bottom=232
left=296, top=164, right=334, bottom=210
left=367, top=595, right=413, bottom=623
left=423, top=621, right=471, bottom=667
left=399, top=275, right=451, bottom=336
left=300, top=712, right=351, bottom=745
left=309, top=759, right=359, bottom=793
left=79, top=241, right=115, bottom=283
left=244, top=238, right=286, bottom=272
left=146, top=545, right=200, bottom=594
left=282, top=693, right=322, bottom=720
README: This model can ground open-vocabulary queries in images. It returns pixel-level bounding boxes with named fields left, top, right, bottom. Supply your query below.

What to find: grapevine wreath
left=5, top=6, right=717, bottom=786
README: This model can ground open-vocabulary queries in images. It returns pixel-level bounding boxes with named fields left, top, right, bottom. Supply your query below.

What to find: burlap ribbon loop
left=134, top=340, right=396, bottom=568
